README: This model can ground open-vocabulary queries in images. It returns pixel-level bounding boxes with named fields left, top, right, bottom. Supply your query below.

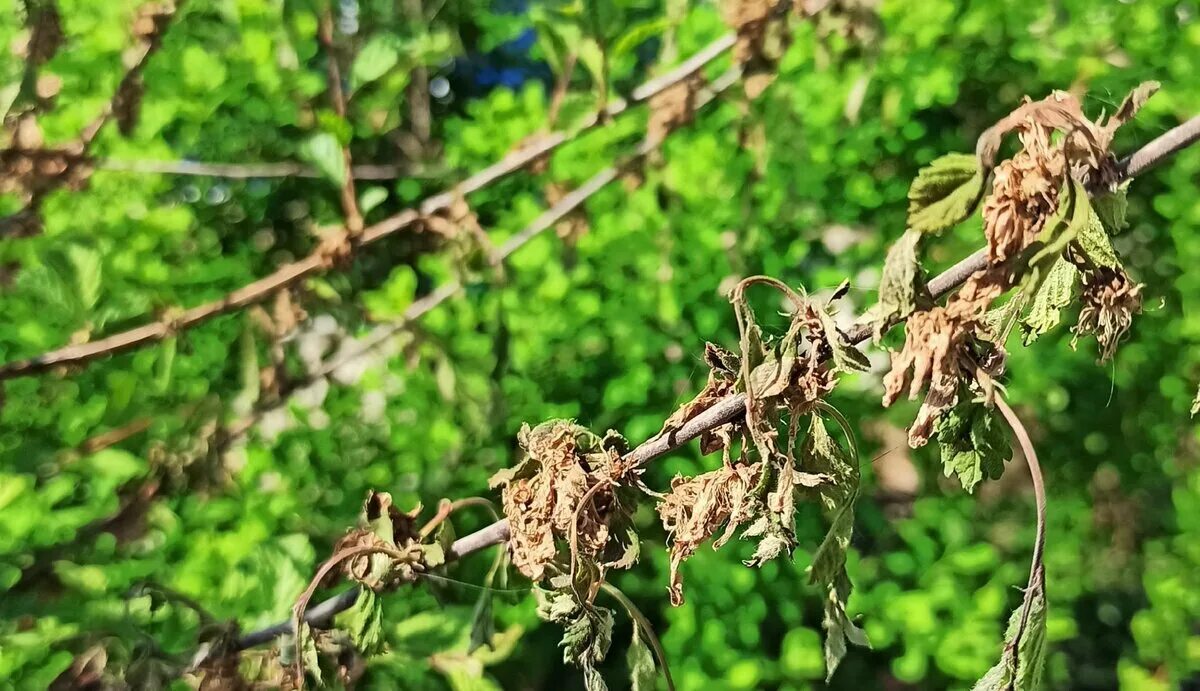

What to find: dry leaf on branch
left=1071, top=266, right=1142, bottom=362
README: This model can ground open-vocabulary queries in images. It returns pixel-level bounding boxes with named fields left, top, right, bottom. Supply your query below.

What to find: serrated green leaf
left=1020, top=257, right=1076, bottom=345
left=804, top=414, right=869, bottom=680
left=861, top=229, right=923, bottom=341
left=628, top=621, right=657, bottom=691
left=907, top=153, right=985, bottom=234
left=973, top=583, right=1048, bottom=691
left=1074, top=205, right=1120, bottom=268
left=351, top=36, right=401, bottom=90
left=935, top=399, right=1009, bottom=492
left=335, top=588, right=384, bottom=656
left=297, top=621, right=323, bottom=684
left=301, top=132, right=346, bottom=188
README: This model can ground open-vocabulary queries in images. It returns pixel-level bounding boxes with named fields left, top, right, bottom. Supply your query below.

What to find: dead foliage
left=1072, top=265, right=1142, bottom=362
left=489, top=420, right=644, bottom=591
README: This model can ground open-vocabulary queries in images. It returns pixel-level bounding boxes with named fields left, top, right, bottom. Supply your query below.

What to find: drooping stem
left=993, top=394, right=1047, bottom=685
left=600, top=582, right=677, bottom=691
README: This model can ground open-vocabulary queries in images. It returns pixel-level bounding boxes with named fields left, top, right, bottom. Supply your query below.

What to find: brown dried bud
left=1072, top=266, right=1142, bottom=362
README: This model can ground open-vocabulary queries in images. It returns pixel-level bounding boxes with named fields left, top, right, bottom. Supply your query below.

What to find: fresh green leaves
left=907, top=153, right=986, bottom=235
left=973, top=582, right=1048, bottom=691
left=935, top=399, right=1010, bottom=492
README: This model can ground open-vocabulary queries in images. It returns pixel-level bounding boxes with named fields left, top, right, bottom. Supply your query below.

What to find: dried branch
left=0, top=33, right=737, bottom=381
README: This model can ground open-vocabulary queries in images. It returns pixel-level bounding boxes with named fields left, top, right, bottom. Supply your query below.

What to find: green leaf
left=611, top=18, right=671, bottom=59
left=1074, top=205, right=1120, bottom=268
left=973, top=584, right=1048, bottom=691
left=1092, top=185, right=1129, bottom=234
left=860, top=229, right=922, bottom=341
left=906, top=153, right=985, bottom=235
left=1192, top=383, right=1200, bottom=418
left=359, top=186, right=388, bottom=214
left=335, top=589, right=385, bottom=656
left=1020, top=257, right=1076, bottom=345
left=301, top=132, right=346, bottom=188
left=804, top=414, right=869, bottom=680
left=627, top=622, right=656, bottom=691
left=537, top=589, right=614, bottom=689
left=155, top=337, right=176, bottom=393
left=67, top=245, right=103, bottom=311
left=298, top=621, right=323, bottom=685
left=935, top=399, right=1009, bottom=493
left=814, top=299, right=870, bottom=373
left=351, top=36, right=401, bottom=90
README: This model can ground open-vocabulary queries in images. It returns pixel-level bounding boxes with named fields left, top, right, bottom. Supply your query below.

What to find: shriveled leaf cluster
left=656, top=277, right=869, bottom=675
left=489, top=420, right=642, bottom=589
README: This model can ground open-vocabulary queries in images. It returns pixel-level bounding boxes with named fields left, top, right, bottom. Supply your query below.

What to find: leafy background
left=1, top=0, right=1199, bottom=689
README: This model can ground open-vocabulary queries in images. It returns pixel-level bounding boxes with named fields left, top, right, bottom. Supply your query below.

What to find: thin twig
left=0, top=33, right=737, bottom=381
left=316, top=8, right=362, bottom=235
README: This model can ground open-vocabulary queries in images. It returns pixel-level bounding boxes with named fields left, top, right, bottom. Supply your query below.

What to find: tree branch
left=216, top=107, right=1200, bottom=653
left=0, top=33, right=737, bottom=381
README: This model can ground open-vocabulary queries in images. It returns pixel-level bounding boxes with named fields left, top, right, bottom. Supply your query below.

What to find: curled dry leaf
left=722, top=0, right=790, bottom=98
left=489, top=420, right=641, bottom=584
left=657, top=458, right=764, bottom=605
left=1071, top=266, right=1142, bottom=362
left=977, top=84, right=1159, bottom=262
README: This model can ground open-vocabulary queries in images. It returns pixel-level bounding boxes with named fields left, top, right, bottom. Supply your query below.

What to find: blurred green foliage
left=1, top=0, right=1199, bottom=689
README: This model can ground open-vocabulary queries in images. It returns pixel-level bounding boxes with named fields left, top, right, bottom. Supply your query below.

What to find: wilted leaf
left=336, top=588, right=385, bottom=656
left=537, top=589, right=614, bottom=690
left=804, top=414, right=869, bottom=679
left=907, top=153, right=985, bottom=235
left=1020, top=257, right=1075, bottom=345
left=860, top=229, right=923, bottom=341
left=934, top=399, right=1010, bottom=492
left=301, top=133, right=346, bottom=188
left=627, top=620, right=656, bottom=691
left=972, top=582, right=1048, bottom=691
left=1092, top=185, right=1129, bottom=234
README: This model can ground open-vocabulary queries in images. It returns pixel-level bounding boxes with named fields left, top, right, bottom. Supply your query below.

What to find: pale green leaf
left=301, top=133, right=346, bottom=188
left=804, top=414, right=869, bottom=680
left=67, top=245, right=103, bottom=311
left=1074, top=205, right=1120, bottom=268
left=359, top=186, right=388, bottom=214
left=335, top=589, right=385, bottom=656
left=351, top=36, right=401, bottom=90
left=1092, top=185, right=1129, bottom=234
left=935, top=399, right=1010, bottom=493
left=973, top=585, right=1048, bottom=691
left=907, top=153, right=985, bottom=235
left=860, top=229, right=922, bottom=341
left=628, top=621, right=657, bottom=691
left=1191, top=384, right=1200, bottom=418
left=1020, top=257, right=1076, bottom=345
